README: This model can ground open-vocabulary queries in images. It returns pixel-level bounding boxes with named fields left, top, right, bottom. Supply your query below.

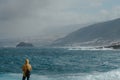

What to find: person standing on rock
left=22, top=59, right=32, bottom=80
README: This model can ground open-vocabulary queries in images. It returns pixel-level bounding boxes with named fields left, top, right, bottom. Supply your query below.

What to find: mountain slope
left=52, top=18, right=120, bottom=46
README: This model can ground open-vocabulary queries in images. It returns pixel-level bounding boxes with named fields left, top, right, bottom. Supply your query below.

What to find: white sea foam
left=1, top=69, right=120, bottom=80
left=67, top=46, right=113, bottom=51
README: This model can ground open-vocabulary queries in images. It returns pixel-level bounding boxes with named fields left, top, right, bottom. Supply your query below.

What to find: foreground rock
left=16, top=42, right=34, bottom=47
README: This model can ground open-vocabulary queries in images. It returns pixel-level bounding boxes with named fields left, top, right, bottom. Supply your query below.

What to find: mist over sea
left=0, top=47, right=120, bottom=80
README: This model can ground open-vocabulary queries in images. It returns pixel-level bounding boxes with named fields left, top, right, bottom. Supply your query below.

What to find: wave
left=1, top=69, right=120, bottom=80
left=66, top=46, right=114, bottom=51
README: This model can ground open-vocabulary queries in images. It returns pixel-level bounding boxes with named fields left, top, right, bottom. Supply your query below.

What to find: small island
left=16, top=42, right=34, bottom=48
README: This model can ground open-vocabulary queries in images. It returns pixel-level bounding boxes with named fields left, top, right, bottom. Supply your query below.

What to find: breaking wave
left=1, top=69, right=120, bottom=80
left=67, top=46, right=113, bottom=51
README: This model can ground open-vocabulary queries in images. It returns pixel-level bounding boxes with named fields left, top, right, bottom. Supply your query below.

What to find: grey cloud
left=0, top=0, right=49, bottom=20
left=0, top=0, right=51, bottom=37
left=0, top=0, right=119, bottom=39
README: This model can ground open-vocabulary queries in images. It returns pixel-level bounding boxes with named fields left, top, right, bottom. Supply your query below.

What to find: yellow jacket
left=22, top=59, right=32, bottom=76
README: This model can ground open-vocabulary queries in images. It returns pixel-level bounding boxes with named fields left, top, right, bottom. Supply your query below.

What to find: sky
left=0, top=0, right=120, bottom=39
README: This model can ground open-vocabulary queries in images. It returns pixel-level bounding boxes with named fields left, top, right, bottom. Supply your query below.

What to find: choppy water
left=0, top=47, right=120, bottom=80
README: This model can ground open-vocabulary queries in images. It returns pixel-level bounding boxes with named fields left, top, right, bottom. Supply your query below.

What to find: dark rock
left=105, top=42, right=120, bottom=49
left=16, top=42, right=34, bottom=47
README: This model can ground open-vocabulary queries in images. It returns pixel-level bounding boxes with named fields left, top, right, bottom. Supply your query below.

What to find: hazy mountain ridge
left=0, top=24, right=89, bottom=47
left=52, top=18, right=120, bottom=46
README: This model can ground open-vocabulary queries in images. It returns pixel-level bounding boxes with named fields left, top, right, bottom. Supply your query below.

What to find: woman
left=22, top=59, right=32, bottom=80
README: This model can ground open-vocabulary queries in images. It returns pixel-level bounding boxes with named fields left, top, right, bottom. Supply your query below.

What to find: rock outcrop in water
left=16, top=42, right=34, bottom=47
left=105, top=42, right=120, bottom=49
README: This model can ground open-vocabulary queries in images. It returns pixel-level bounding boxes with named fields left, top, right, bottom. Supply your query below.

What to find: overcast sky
left=0, top=0, right=120, bottom=39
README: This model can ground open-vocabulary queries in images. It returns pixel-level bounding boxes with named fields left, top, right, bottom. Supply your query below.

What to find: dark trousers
left=22, top=76, right=30, bottom=80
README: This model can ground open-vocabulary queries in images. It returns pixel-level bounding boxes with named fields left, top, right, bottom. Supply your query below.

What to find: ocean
left=0, top=47, right=120, bottom=80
